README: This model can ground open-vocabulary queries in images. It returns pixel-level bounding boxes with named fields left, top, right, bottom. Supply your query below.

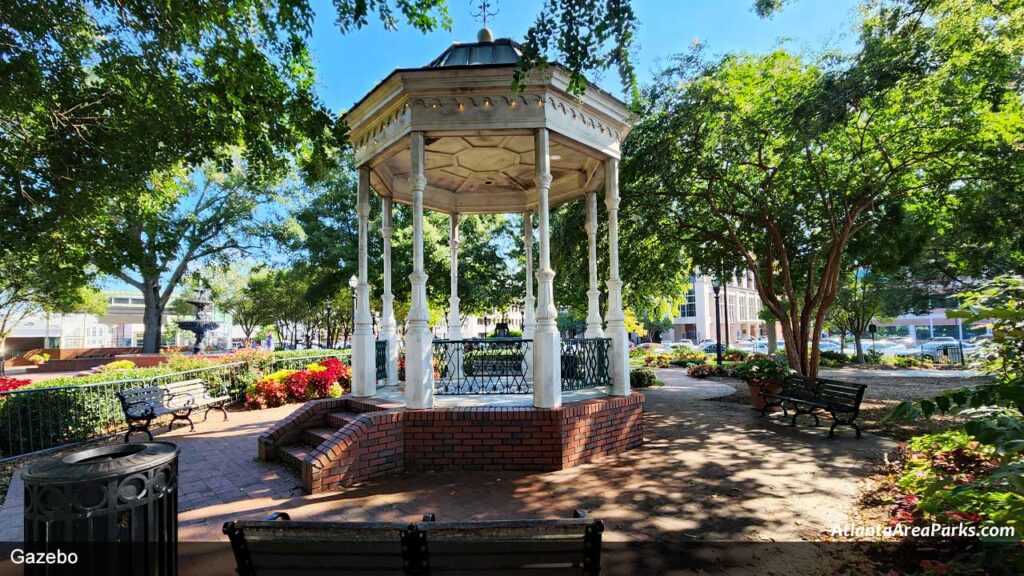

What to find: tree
left=550, top=200, right=690, bottom=317
left=827, top=270, right=885, bottom=361
left=0, top=253, right=89, bottom=375
left=91, top=167, right=273, bottom=352
left=1, top=0, right=640, bottom=300
left=289, top=162, right=520, bottom=328
left=623, top=0, right=1021, bottom=376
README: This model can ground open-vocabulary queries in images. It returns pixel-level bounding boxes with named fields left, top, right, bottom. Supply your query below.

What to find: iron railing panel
left=433, top=339, right=532, bottom=394
left=375, top=340, right=388, bottom=382
left=560, top=338, right=611, bottom=390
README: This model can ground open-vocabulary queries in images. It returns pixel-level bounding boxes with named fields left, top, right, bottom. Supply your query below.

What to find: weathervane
left=471, top=0, right=498, bottom=28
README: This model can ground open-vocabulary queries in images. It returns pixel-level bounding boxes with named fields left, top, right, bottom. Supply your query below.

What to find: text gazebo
left=346, top=30, right=633, bottom=410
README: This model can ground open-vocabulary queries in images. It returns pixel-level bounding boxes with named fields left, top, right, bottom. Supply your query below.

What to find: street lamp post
left=712, top=279, right=723, bottom=367
left=348, top=275, right=358, bottom=348
left=326, top=302, right=333, bottom=349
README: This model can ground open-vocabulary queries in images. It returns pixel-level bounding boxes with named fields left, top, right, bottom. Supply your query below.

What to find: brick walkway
left=0, top=372, right=897, bottom=549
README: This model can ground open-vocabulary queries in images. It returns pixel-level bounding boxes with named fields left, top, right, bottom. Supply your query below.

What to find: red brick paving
left=0, top=376, right=896, bottom=547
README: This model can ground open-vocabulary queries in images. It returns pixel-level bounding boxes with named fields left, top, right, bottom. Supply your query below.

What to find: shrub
left=28, top=353, right=49, bottom=364
left=630, top=368, right=659, bottom=388
left=643, top=354, right=670, bottom=368
left=687, top=364, right=717, bottom=379
left=628, top=347, right=648, bottom=359
left=734, top=355, right=789, bottom=384
left=864, top=349, right=884, bottom=364
left=723, top=349, right=749, bottom=362
left=284, top=370, right=310, bottom=400
left=0, top=377, right=32, bottom=392
left=96, top=359, right=136, bottom=372
left=669, top=357, right=705, bottom=367
left=892, top=355, right=930, bottom=369
left=818, top=350, right=850, bottom=366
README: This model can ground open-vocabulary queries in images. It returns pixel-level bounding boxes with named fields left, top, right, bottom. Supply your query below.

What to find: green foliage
left=95, top=360, right=137, bottom=372
left=620, top=0, right=1023, bottom=380
left=894, top=430, right=1022, bottom=540
left=630, top=368, right=659, bottom=389
left=734, top=355, right=789, bottom=384
left=818, top=350, right=851, bottom=366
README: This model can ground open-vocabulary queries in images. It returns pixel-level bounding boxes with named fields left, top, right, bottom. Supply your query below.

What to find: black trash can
left=21, top=442, right=179, bottom=575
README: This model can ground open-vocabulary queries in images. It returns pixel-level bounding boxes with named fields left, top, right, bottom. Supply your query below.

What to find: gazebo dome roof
left=345, top=31, right=633, bottom=215
left=426, top=37, right=522, bottom=68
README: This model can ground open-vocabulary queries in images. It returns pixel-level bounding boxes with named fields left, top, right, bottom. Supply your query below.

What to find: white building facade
left=671, top=272, right=766, bottom=343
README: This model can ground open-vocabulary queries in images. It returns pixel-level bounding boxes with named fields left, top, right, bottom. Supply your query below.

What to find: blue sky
left=308, top=0, right=862, bottom=113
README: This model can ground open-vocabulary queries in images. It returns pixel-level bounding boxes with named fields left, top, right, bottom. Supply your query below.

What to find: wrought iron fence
left=433, top=339, right=532, bottom=394
left=0, top=351, right=349, bottom=462
left=375, top=340, right=388, bottom=382
left=561, top=338, right=611, bottom=390
left=0, top=362, right=248, bottom=461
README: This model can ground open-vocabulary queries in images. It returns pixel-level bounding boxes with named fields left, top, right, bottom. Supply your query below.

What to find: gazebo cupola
left=345, top=28, right=633, bottom=410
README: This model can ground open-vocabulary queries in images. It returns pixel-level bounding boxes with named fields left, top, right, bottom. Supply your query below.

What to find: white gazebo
left=345, top=29, right=633, bottom=410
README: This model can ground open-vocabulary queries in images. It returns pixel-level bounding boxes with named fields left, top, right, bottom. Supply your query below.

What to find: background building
left=671, top=273, right=765, bottom=343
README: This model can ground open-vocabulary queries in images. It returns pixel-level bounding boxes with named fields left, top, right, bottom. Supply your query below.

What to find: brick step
left=325, top=411, right=359, bottom=429
left=278, top=445, right=311, bottom=471
left=302, top=427, right=337, bottom=448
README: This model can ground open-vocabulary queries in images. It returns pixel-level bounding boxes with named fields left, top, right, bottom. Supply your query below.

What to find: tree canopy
left=621, top=0, right=1023, bottom=376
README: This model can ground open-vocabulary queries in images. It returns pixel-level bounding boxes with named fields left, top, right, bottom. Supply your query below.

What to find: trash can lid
left=21, top=442, right=180, bottom=485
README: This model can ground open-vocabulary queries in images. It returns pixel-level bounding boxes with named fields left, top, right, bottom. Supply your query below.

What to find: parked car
left=699, top=341, right=727, bottom=354
left=899, top=340, right=975, bottom=361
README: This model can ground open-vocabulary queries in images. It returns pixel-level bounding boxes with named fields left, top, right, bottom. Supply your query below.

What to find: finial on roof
left=471, top=0, right=498, bottom=42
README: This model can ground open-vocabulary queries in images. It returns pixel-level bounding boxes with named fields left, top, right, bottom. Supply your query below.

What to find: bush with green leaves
left=734, top=355, right=790, bottom=385
left=818, top=350, right=850, bottom=367
left=0, top=349, right=350, bottom=458
left=630, top=368, right=660, bottom=388
left=888, top=278, right=1024, bottom=556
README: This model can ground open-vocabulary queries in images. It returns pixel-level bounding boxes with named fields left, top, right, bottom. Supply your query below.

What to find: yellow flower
left=305, top=363, right=327, bottom=373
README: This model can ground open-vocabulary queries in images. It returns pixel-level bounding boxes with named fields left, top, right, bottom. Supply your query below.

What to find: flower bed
left=244, top=357, right=351, bottom=410
left=0, top=349, right=351, bottom=460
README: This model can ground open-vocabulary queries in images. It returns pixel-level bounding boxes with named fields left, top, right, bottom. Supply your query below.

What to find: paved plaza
left=0, top=369, right=896, bottom=573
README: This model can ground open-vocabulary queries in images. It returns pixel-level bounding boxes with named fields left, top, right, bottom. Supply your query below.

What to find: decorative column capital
left=411, top=174, right=427, bottom=191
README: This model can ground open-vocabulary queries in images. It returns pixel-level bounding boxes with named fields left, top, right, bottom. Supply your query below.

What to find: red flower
left=945, top=511, right=985, bottom=523
left=897, top=494, right=919, bottom=507
left=0, top=377, right=32, bottom=392
left=307, top=369, right=336, bottom=399
left=284, top=370, right=310, bottom=401
left=320, top=357, right=343, bottom=376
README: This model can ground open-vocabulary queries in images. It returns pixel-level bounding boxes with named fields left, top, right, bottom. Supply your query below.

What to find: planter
left=747, top=381, right=783, bottom=411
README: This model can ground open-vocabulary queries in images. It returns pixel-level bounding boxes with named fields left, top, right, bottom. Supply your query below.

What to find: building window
left=728, top=295, right=737, bottom=321
left=749, top=297, right=758, bottom=321
left=678, top=287, right=696, bottom=318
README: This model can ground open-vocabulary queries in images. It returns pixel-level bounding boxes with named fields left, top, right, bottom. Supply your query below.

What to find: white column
left=584, top=191, right=604, bottom=338
left=604, top=158, right=630, bottom=395
left=405, top=132, right=434, bottom=409
left=380, top=197, right=399, bottom=387
left=351, top=166, right=377, bottom=397
left=522, top=211, right=536, bottom=381
left=446, top=213, right=464, bottom=379
left=532, top=128, right=561, bottom=408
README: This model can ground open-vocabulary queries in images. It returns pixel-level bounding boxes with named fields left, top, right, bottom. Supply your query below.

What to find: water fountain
left=176, top=284, right=219, bottom=354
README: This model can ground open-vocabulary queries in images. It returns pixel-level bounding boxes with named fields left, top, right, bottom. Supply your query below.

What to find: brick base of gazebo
left=258, top=393, right=644, bottom=494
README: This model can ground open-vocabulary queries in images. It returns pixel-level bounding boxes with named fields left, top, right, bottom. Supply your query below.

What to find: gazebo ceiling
left=345, top=36, right=633, bottom=215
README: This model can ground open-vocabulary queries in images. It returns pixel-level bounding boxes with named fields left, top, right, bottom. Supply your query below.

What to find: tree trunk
left=854, top=334, right=864, bottom=363
left=141, top=280, right=164, bottom=354
left=839, top=330, right=846, bottom=355
left=0, top=334, right=7, bottom=376
left=766, top=322, right=777, bottom=354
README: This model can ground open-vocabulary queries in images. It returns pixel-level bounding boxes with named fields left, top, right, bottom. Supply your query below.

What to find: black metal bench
left=760, top=374, right=867, bottom=438
left=223, top=511, right=604, bottom=575
left=116, top=378, right=230, bottom=441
